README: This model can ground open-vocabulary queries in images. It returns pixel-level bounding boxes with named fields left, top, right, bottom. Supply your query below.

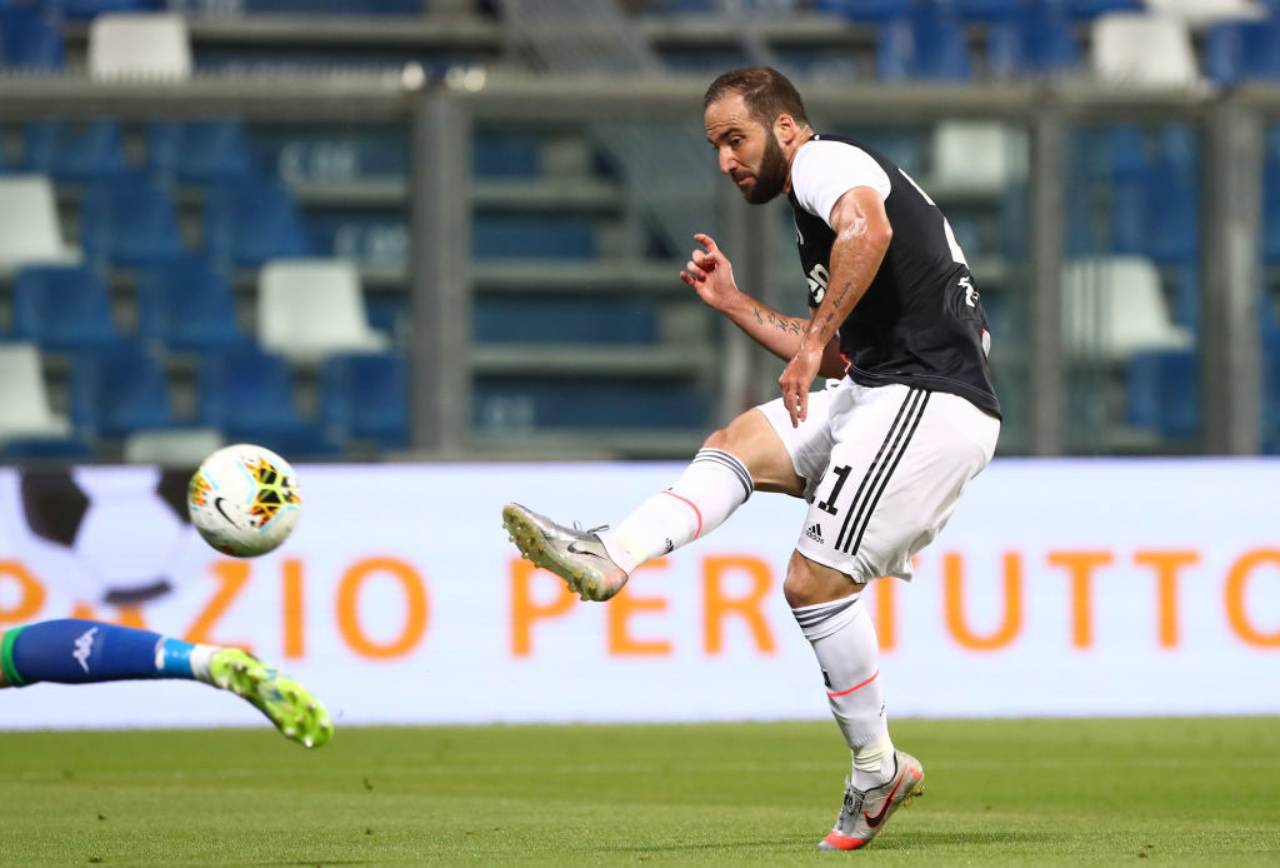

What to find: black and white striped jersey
left=788, top=133, right=1001, bottom=419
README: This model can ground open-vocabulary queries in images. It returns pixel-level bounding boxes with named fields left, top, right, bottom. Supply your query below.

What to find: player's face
left=705, top=93, right=789, bottom=204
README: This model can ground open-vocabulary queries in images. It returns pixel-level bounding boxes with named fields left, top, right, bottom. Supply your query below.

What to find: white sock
left=792, top=593, right=896, bottom=790
left=598, top=448, right=752, bottom=574
left=190, top=645, right=218, bottom=685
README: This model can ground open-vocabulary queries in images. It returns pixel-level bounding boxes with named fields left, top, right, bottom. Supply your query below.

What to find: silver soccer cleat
left=502, top=502, right=629, bottom=602
left=818, top=751, right=925, bottom=851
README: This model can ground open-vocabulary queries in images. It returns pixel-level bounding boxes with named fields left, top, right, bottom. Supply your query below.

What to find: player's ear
left=773, top=112, right=799, bottom=146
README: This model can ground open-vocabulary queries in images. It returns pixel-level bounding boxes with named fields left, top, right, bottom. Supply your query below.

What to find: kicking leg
left=0, top=620, right=333, bottom=748
left=503, top=389, right=829, bottom=602
left=598, top=406, right=805, bottom=570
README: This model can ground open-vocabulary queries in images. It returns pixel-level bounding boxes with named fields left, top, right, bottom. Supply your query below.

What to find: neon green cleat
left=209, top=649, right=334, bottom=749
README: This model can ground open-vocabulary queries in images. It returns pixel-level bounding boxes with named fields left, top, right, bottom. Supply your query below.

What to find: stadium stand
left=318, top=352, right=410, bottom=450
left=70, top=340, right=175, bottom=437
left=196, top=347, right=338, bottom=457
left=0, top=176, right=79, bottom=276
left=256, top=258, right=390, bottom=361
left=0, top=3, right=65, bottom=70
left=135, top=257, right=246, bottom=351
left=81, top=175, right=186, bottom=266
left=13, top=265, right=120, bottom=351
left=22, top=120, right=128, bottom=182
left=0, top=343, right=73, bottom=444
left=1091, top=12, right=1200, bottom=86
left=87, top=11, right=192, bottom=79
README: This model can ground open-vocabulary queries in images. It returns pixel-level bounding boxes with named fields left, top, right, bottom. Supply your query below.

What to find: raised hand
left=679, top=233, right=741, bottom=313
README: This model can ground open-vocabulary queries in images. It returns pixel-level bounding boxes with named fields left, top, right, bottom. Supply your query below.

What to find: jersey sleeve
left=791, top=140, right=891, bottom=230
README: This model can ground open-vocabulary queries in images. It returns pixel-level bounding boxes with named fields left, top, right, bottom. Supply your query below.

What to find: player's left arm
left=779, top=185, right=892, bottom=426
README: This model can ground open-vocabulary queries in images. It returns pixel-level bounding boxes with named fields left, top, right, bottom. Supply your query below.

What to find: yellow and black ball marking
left=246, top=457, right=300, bottom=529
left=188, top=472, right=211, bottom=508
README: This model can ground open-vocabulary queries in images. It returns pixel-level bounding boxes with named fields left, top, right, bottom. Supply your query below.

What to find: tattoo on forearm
left=816, top=281, right=853, bottom=339
left=755, top=305, right=805, bottom=336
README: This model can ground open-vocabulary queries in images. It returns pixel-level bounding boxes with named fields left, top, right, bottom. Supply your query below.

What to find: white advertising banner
left=0, top=459, right=1277, bottom=729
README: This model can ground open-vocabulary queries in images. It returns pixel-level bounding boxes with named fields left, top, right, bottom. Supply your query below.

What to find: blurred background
left=0, top=0, right=1277, bottom=464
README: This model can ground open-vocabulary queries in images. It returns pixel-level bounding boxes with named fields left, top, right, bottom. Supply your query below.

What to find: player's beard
left=741, top=133, right=789, bottom=204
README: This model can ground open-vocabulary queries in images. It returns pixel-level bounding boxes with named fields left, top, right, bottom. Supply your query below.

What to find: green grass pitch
left=3, top=718, right=1278, bottom=866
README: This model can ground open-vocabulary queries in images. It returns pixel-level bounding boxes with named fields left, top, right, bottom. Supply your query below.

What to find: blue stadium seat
left=0, top=5, right=65, bottom=71
left=70, top=341, right=174, bottom=438
left=23, top=121, right=127, bottom=182
left=203, top=177, right=315, bottom=267
left=473, top=215, right=597, bottom=260
left=473, top=134, right=542, bottom=179
left=662, top=48, right=753, bottom=75
left=197, top=348, right=335, bottom=456
left=148, top=120, right=254, bottom=183
left=649, top=0, right=720, bottom=11
left=1265, top=157, right=1280, bottom=264
left=1050, top=0, right=1141, bottom=19
left=319, top=353, right=409, bottom=450
left=816, top=0, right=912, bottom=22
left=56, top=0, right=162, bottom=18
left=241, top=0, right=424, bottom=12
left=1126, top=349, right=1198, bottom=440
left=474, top=379, right=711, bottom=431
left=1263, top=338, right=1280, bottom=449
left=877, top=12, right=972, bottom=82
left=81, top=176, right=185, bottom=267
left=1142, top=167, right=1199, bottom=266
left=13, top=265, right=119, bottom=350
left=940, top=0, right=1021, bottom=21
left=986, top=6, right=1080, bottom=78
left=1204, top=19, right=1280, bottom=86
left=137, top=258, right=246, bottom=351
left=473, top=299, right=660, bottom=345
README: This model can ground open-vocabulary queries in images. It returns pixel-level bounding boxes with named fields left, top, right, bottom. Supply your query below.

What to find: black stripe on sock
left=693, top=450, right=753, bottom=499
left=792, top=596, right=859, bottom=628
left=699, top=449, right=753, bottom=494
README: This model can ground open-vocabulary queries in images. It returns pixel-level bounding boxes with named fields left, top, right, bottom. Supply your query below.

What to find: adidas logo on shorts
left=805, top=523, right=824, bottom=544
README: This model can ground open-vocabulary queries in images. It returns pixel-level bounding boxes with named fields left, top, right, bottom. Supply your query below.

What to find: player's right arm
left=679, top=233, right=845, bottom=377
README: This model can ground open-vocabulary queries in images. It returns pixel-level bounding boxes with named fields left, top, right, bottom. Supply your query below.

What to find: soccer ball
left=187, top=444, right=302, bottom=558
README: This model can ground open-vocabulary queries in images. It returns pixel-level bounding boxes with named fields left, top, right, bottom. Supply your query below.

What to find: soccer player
left=503, top=66, right=1000, bottom=850
left=0, top=619, right=333, bottom=748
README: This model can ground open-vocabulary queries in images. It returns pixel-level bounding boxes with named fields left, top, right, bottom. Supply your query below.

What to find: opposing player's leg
left=0, top=619, right=332, bottom=748
left=787, top=381, right=998, bottom=850
left=503, top=387, right=831, bottom=601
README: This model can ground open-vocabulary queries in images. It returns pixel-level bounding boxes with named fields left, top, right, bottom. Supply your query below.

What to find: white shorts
left=758, top=380, right=999, bottom=584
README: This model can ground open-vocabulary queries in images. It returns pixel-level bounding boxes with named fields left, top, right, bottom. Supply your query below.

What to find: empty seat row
left=1127, top=339, right=1280, bottom=446
left=5, top=258, right=387, bottom=359
left=2, top=120, right=564, bottom=183
left=0, top=340, right=409, bottom=455
left=0, top=175, right=607, bottom=271
left=0, top=174, right=313, bottom=269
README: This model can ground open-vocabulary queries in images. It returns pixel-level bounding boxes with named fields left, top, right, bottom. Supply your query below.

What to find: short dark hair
left=704, top=66, right=810, bottom=129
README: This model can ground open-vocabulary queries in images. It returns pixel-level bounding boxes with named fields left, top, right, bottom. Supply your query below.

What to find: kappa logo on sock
left=663, top=538, right=674, bottom=555
left=72, top=627, right=98, bottom=674
left=805, top=523, right=825, bottom=544
left=822, top=669, right=833, bottom=689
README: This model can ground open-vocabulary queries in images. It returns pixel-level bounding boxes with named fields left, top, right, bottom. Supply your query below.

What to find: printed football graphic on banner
left=1, top=466, right=202, bottom=608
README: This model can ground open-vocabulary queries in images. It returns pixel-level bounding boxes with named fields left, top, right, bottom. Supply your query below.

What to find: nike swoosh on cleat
left=214, top=496, right=238, bottom=527
left=566, top=543, right=605, bottom=559
left=863, top=774, right=906, bottom=828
